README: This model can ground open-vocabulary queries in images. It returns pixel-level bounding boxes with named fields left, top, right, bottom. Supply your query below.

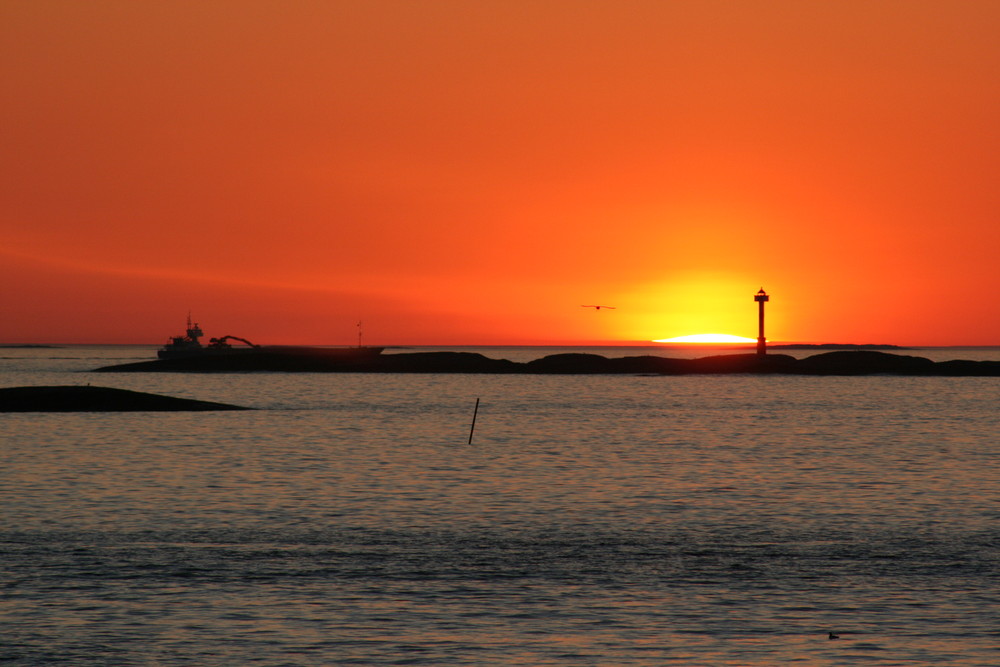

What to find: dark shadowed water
left=2, top=346, right=998, bottom=665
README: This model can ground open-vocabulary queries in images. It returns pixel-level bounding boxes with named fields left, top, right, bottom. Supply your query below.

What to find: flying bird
left=581, top=305, right=616, bottom=310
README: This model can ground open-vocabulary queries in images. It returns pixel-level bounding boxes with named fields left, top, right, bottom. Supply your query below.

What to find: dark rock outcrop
left=365, top=351, right=521, bottom=373
left=932, top=359, right=1000, bottom=376
left=791, top=351, right=936, bottom=375
left=0, top=386, right=252, bottom=412
left=525, top=353, right=622, bottom=374
left=685, top=353, right=798, bottom=374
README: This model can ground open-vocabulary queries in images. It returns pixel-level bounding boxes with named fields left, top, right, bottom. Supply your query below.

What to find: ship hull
left=157, top=346, right=384, bottom=361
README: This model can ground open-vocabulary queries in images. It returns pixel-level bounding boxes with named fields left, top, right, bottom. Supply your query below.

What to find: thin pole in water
left=468, top=397, right=480, bottom=444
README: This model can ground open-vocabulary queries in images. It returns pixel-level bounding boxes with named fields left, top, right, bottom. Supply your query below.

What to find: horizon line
left=4, top=341, right=1000, bottom=349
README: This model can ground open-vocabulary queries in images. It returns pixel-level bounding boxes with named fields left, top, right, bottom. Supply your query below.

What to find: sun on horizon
left=653, top=333, right=757, bottom=344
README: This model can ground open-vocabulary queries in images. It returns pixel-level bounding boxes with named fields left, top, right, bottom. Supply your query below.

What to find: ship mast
left=186, top=312, right=204, bottom=344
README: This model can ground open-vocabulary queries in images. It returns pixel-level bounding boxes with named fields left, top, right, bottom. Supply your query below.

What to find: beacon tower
left=754, top=288, right=769, bottom=356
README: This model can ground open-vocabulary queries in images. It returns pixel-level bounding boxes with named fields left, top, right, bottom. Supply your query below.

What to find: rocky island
left=91, top=350, right=1000, bottom=376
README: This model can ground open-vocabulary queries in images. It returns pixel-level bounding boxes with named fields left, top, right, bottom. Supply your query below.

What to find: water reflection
left=1, top=350, right=998, bottom=665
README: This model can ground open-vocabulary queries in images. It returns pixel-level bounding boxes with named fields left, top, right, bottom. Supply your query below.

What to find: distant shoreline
left=767, top=343, right=908, bottom=350
left=0, top=344, right=60, bottom=349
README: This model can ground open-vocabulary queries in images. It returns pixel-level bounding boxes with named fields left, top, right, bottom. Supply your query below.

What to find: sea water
left=2, top=346, right=998, bottom=666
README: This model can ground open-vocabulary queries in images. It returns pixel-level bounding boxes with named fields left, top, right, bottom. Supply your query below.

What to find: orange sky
left=2, top=1, right=999, bottom=345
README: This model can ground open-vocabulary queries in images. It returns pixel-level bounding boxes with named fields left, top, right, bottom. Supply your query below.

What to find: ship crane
left=208, top=335, right=260, bottom=349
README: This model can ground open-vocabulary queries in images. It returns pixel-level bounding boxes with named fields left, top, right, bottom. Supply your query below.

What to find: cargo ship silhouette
left=158, top=316, right=383, bottom=361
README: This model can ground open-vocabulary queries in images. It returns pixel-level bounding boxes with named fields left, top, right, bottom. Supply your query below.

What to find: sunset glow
left=2, top=2, right=999, bottom=345
left=654, top=334, right=757, bottom=344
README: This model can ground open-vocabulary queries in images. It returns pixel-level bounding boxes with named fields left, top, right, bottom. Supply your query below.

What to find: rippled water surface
left=2, top=347, right=999, bottom=665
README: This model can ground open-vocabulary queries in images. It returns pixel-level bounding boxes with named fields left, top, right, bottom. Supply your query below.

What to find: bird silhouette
left=581, top=305, right=616, bottom=310
left=828, top=632, right=840, bottom=640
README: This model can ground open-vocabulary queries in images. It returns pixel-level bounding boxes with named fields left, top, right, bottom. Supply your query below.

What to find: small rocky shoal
left=0, top=385, right=252, bottom=412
